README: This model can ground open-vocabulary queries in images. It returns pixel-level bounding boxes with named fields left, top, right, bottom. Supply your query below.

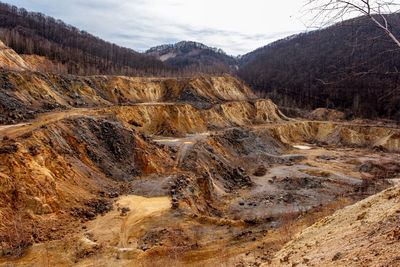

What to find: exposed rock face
left=0, top=78, right=399, bottom=258
left=309, top=108, right=346, bottom=121
left=0, top=41, right=61, bottom=73
left=0, top=115, right=175, bottom=251
left=0, top=40, right=30, bottom=71
left=107, top=99, right=288, bottom=137
left=0, top=70, right=258, bottom=124
left=266, top=121, right=400, bottom=152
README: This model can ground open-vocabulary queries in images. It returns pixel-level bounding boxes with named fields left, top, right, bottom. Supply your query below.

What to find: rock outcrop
left=0, top=40, right=30, bottom=71
left=0, top=69, right=259, bottom=124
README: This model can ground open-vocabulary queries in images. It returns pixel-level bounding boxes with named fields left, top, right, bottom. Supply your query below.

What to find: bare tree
left=304, top=0, right=400, bottom=48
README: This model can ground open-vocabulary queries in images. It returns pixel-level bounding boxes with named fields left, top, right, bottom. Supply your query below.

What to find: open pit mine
left=1, top=41, right=400, bottom=266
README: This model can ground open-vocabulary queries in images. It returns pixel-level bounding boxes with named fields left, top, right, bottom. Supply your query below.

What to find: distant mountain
left=146, top=41, right=238, bottom=74
left=238, top=14, right=400, bottom=120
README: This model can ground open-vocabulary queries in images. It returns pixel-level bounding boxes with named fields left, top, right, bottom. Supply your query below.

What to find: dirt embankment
left=0, top=68, right=258, bottom=124
left=265, top=121, right=400, bottom=153
left=107, top=99, right=288, bottom=136
left=0, top=40, right=31, bottom=72
left=308, top=108, right=346, bottom=121
left=0, top=115, right=175, bottom=253
left=1, top=95, right=399, bottom=256
left=270, top=183, right=400, bottom=267
left=2, top=114, right=398, bottom=266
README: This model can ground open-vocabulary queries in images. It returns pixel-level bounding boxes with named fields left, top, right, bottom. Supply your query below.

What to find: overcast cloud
left=4, top=0, right=310, bottom=55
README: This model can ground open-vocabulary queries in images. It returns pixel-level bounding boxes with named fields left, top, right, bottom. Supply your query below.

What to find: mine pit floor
left=1, top=112, right=400, bottom=266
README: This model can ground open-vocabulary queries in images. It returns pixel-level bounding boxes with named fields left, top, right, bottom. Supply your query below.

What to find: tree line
left=0, top=3, right=171, bottom=76
left=0, top=3, right=235, bottom=77
left=238, top=14, right=400, bottom=121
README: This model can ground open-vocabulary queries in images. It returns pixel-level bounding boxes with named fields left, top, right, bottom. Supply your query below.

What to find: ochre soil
left=0, top=103, right=398, bottom=266
left=0, top=47, right=399, bottom=266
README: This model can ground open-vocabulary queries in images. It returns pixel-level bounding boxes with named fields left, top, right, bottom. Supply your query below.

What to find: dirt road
left=86, top=195, right=171, bottom=250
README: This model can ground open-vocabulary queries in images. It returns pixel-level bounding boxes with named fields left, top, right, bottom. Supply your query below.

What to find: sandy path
left=0, top=108, right=100, bottom=139
left=118, top=196, right=171, bottom=248
left=0, top=103, right=187, bottom=139
left=85, top=195, right=171, bottom=251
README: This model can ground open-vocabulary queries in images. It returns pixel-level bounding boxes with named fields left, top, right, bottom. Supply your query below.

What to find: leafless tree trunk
left=304, top=0, right=400, bottom=48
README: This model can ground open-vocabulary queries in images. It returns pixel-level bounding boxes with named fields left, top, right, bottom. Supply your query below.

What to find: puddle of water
left=153, top=138, right=183, bottom=142
left=188, top=132, right=211, bottom=137
left=0, top=123, right=29, bottom=130
left=293, top=145, right=312, bottom=150
left=389, top=178, right=400, bottom=185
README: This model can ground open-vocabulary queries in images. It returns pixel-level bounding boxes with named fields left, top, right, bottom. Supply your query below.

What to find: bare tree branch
left=304, top=0, right=400, bottom=48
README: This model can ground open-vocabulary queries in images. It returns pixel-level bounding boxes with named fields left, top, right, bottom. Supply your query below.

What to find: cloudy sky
left=5, top=0, right=310, bottom=55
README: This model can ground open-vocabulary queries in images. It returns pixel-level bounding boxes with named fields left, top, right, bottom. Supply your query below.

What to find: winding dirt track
left=117, top=196, right=171, bottom=248
left=1, top=103, right=398, bottom=141
left=0, top=103, right=180, bottom=139
left=0, top=108, right=99, bottom=139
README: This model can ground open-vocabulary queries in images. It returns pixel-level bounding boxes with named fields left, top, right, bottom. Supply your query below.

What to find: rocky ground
left=270, top=182, right=400, bottom=267
left=0, top=107, right=398, bottom=266
left=1, top=43, right=400, bottom=266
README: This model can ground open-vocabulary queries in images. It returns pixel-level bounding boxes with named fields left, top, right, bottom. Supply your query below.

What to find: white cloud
left=4, top=0, right=310, bottom=55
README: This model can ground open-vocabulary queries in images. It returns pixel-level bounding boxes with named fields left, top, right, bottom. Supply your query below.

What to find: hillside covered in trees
left=0, top=3, right=236, bottom=76
left=146, top=41, right=237, bottom=74
left=0, top=2, right=172, bottom=76
left=238, top=14, right=400, bottom=121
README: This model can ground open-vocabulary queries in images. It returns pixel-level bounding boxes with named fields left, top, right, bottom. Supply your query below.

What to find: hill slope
left=238, top=14, right=400, bottom=121
left=0, top=39, right=29, bottom=71
left=0, top=2, right=169, bottom=76
left=146, top=41, right=238, bottom=74
left=270, top=183, right=400, bottom=266
left=0, top=3, right=240, bottom=77
left=238, top=34, right=298, bottom=68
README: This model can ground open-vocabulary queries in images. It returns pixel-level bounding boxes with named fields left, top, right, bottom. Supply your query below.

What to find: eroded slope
left=270, top=183, right=400, bottom=267
left=0, top=40, right=30, bottom=71
left=0, top=69, right=256, bottom=124
left=1, top=103, right=399, bottom=266
left=0, top=48, right=399, bottom=266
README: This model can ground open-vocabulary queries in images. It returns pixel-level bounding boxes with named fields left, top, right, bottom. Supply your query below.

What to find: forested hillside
left=238, top=15, right=400, bottom=120
left=0, top=2, right=171, bottom=76
left=0, top=3, right=237, bottom=76
left=238, top=35, right=298, bottom=67
left=146, top=41, right=237, bottom=74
